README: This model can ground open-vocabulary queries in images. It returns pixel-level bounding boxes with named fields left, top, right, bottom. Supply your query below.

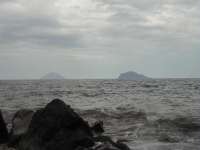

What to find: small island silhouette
left=41, top=72, right=65, bottom=80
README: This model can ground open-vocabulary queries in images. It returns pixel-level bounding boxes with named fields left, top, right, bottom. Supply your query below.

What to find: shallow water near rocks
left=0, top=79, right=200, bottom=150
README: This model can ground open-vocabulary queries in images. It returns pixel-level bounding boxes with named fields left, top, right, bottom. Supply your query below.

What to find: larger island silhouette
left=118, top=71, right=149, bottom=80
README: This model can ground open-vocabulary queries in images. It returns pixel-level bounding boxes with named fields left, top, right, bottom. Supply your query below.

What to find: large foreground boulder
left=0, top=110, right=9, bottom=144
left=18, top=99, right=94, bottom=150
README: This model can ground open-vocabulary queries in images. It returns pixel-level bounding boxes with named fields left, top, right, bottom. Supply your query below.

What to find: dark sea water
left=0, top=79, right=200, bottom=150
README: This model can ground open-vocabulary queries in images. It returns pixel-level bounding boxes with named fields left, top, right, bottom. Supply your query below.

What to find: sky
left=0, top=0, right=199, bottom=79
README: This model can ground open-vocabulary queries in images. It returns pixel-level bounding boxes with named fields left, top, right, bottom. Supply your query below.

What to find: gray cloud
left=0, top=0, right=200, bottom=79
left=0, top=5, right=84, bottom=50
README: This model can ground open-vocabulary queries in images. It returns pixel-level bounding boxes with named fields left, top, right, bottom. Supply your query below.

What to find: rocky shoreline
left=0, top=99, right=131, bottom=150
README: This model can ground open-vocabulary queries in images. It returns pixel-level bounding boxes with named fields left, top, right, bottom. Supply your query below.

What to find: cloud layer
left=0, top=0, right=200, bottom=79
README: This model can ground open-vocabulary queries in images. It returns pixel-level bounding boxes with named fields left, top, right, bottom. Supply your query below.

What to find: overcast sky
left=0, top=0, right=199, bottom=79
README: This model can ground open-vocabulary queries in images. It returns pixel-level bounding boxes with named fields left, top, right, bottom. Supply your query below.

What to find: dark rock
left=0, top=110, right=9, bottom=144
left=18, top=99, right=94, bottom=150
left=115, top=140, right=131, bottom=150
left=8, top=109, right=34, bottom=147
left=94, top=143, right=120, bottom=150
left=91, top=121, right=104, bottom=136
left=94, top=136, right=131, bottom=150
left=0, top=144, right=16, bottom=150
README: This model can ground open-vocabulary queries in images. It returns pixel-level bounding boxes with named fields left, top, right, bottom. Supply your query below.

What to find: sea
left=0, top=79, right=200, bottom=150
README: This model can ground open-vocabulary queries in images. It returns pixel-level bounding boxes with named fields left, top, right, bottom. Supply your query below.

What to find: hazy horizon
left=0, top=0, right=200, bottom=79
left=0, top=71, right=199, bottom=80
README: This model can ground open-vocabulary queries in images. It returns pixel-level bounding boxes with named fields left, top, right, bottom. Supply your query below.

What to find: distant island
left=118, top=71, right=149, bottom=80
left=41, top=72, right=65, bottom=80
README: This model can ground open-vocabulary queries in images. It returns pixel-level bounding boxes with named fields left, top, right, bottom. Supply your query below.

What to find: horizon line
left=0, top=77, right=199, bottom=80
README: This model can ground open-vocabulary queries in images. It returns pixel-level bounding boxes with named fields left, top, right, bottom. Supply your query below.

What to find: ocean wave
left=80, top=89, right=105, bottom=97
left=78, top=106, right=147, bottom=123
left=154, top=116, right=200, bottom=133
